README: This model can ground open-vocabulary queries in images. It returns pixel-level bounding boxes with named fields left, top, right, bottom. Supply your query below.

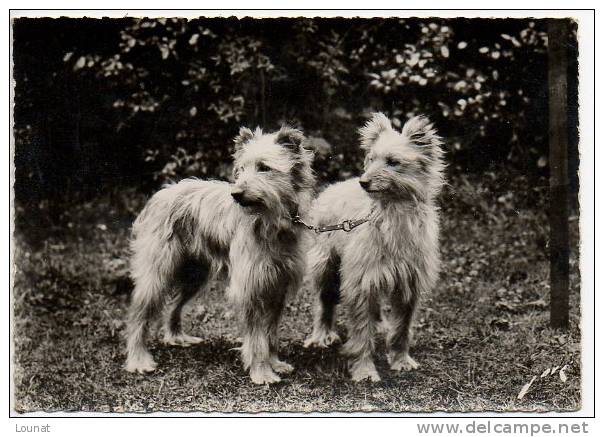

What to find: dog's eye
left=257, top=162, right=272, bottom=173
left=385, top=157, right=399, bottom=167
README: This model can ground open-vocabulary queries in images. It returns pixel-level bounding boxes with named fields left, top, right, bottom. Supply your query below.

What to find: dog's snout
left=231, top=189, right=244, bottom=202
left=359, top=179, right=371, bottom=190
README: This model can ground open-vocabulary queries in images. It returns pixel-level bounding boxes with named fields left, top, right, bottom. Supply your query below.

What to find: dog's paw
left=162, top=333, right=203, bottom=347
left=349, top=360, right=381, bottom=382
left=250, top=364, right=282, bottom=385
left=390, top=353, right=419, bottom=372
left=270, top=357, right=294, bottom=374
left=125, top=354, right=157, bottom=374
left=303, top=330, right=341, bottom=349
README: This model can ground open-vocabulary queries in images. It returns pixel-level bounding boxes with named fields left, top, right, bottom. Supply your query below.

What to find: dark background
left=13, top=17, right=578, bottom=212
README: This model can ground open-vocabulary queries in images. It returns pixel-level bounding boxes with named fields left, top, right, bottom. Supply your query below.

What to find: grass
left=12, top=173, right=582, bottom=413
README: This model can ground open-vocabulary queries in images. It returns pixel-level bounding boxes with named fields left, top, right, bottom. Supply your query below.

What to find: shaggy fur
left=304, top=113, right=445, bottom=382
left=125, top=126, right=314, bottom=384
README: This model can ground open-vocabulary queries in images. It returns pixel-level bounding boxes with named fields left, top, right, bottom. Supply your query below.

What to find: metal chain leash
left=292, top=205, right=376, bottom=234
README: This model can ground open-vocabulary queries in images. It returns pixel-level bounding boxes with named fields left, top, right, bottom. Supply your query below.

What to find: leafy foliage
left=13, top=17, right=577, bottom=203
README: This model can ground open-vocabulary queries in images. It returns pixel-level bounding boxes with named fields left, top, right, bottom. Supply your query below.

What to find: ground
left=12, top=172, right=582, bottom=413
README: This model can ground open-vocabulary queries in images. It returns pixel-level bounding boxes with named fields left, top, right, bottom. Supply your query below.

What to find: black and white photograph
left=9, top=8, right=593, bottom=419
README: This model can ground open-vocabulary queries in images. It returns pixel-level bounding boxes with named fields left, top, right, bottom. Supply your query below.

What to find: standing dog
left=304, top=113, right=445, bottom=382
left=125, top=126, right=314, bottom=384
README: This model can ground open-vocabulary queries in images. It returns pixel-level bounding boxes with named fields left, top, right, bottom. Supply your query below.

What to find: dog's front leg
left=267, top=303, right=294, bottom=376
left=341, top=286, right=381, bottom=382
left=386, top=290, right=419, bottom=372
left=233, top=284, right=288, bottom=385
left=239, top=302, right=283, bottom=384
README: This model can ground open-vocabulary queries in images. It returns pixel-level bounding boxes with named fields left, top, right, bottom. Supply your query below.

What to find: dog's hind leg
left=125, top=273, right=165, bottom=374
left=304, top=250, right=342, bottom=348
left=386, top=280, right=420, bottom=372
left=125, top=238, right=181, bottom=374
left=162, top=259, right=209, bottom=347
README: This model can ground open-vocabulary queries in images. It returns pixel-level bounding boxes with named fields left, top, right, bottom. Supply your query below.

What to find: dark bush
left=13, top=17, right=578, bottom=206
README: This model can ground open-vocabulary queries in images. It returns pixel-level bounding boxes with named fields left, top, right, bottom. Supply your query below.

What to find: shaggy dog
left=125, top=126, right=314, bottom=384
left=304, top=113, right=445, bottom=382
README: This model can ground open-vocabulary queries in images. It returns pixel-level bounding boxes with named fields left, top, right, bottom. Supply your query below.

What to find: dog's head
left=357, top=112, right=445, bottom=202
left=231, top=126, right=314, bottom=218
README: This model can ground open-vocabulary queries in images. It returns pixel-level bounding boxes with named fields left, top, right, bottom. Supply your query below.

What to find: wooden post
left=548, top=19, right=570, bottom=329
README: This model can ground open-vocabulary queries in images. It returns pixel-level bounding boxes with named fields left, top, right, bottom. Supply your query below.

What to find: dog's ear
left=401, top=115, right=443, bottom=149
left=233, top=127, right=255, bottom=150
left=276, top=126, right=305, bottom=153
left=359, top=112, right=392, bottom=149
